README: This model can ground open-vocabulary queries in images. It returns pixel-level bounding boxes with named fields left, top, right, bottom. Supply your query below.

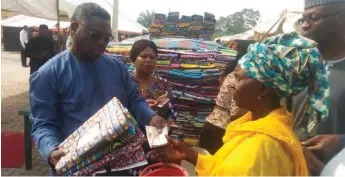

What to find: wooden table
left=18, top=107, right=32, bottom=170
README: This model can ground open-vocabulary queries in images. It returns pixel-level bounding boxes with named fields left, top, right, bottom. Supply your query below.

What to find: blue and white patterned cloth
left=239, top=32, right=329, bottom=133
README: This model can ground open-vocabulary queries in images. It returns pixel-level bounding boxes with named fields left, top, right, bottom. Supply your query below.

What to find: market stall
left=107, top=32, right=236, bottom=146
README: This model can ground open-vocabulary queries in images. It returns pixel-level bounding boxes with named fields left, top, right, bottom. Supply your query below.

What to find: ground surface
left=1, top=51, right=50, bottom=176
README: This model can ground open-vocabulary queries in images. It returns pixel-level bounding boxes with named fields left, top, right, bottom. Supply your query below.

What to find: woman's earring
left=257, top=96, right=262, bottom=101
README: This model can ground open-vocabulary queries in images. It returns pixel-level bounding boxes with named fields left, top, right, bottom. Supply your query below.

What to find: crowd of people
left=19, top=24, right=68, bottom=74
left=26, top=0, right=345, bottom=176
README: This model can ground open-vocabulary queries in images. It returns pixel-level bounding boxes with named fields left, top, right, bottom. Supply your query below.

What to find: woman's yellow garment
left=195, top=107, right=308, bottom=176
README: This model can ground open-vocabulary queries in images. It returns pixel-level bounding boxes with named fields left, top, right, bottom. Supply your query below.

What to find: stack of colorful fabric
left=200, top=12, right=216, bottom=40
left=148, top=12, right=217, bottom=38
left=149, top=13, right=167, bottom=36
left=167, top=12, right=180, bottom=22
left=163, top=12, right=180, bottom=36
left=106, top=37, right=237, bottom=147
left=54, top=97, right=147, bottom=176
left=177, top=15, right=192, bottom=37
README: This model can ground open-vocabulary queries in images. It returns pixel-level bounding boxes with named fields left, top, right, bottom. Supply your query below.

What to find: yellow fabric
left=180, top=63, right=216, bottom=69
left=195, top=107, right=308, bottom=176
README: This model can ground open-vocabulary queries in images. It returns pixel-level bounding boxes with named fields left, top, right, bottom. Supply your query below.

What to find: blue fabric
left=29, top=50, right=156, bottom=164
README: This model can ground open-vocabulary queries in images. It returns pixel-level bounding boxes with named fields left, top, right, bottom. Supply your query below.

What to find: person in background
left=29, top=3, right=167, bottom=175
left=199, top=41, right=254, bottom=154
left=25, top=24, right=55, bottom=75
left=19, top=25, right=29, bottom=67
left=291, top=0, right=345, bottom=175
left=149, top=32, right=328, bottom=176
left=130, top=39, right=176, bottom=124
left=65, top=21, right=79, bottom=50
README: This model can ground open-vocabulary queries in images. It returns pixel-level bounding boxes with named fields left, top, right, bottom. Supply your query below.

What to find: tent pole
left=112, top=0, right=119, bottom=42
left=57, top=0, right=61, bottom=52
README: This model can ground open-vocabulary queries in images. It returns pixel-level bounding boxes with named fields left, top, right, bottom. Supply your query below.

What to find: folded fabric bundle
left=176, top=31, right=186, bottom=37
left=180, top=54, right=214, bottom=59
left=185, top=91, right=218, bottom=98
left=220, top=49, right=238, bottom=56
left=180, top=15, right=192, bottom=22
left=203, top=19, right=216, bottom=25
left=158, top=53, right=179, bottom=60
left=107, top=47, right=131, bottom=54
left=55, top=98, right=147, bottom=176
left=180, top=63, right=216, bottom=69
left=71, top=142, right=147, bottom=176
left=148, top=27, right=162, bottom=33
left=163, top=24, right=178, bottom=33
left=154, top=13, right=166, bottom=20
left=156, top=60, right=171, bottom=65
left=152, top=23, right=164, bottom=28
left=200, top=30, right=214, bottom=36
left=204, top=12, right=215, bottom=21
left=172, top=90, right=214, bottom=103
left=56, top=97, right=132, bottom=172
left=167, top=12, right=179, bottom=22
left=168, top=12, right=179, bottom=17
left=192, top=14, right=203, bottom=22
left=168, top=69, right=202, bottom=79
left=178, top=22, right=190, bottom=28
left=189, top=26, right=203, bottom=32
left=156, top=64, right=181, bottom=69
left=62, top=125, right=146, bottom=176
left=202, top=69, right=221, bottom=73
left=216, top=54, right=236, bottom=60
left=152, top=18, right=165, bottom=24
left=201, top=71, right=222, bottom=77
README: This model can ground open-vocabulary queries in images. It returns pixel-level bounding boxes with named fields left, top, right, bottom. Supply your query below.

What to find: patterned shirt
left=131, top=74, right=176, bottom=120
left=206, top=73, right=248, bottom=129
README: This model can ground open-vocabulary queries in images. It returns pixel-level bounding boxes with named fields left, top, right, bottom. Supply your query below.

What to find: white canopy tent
left=1, top=15, right=70, bottom=29
left=1, top=0, right=147, bottom=34
left=216, top=29, right=255, bottom=42
left=216, top=10, right=302, bottom=42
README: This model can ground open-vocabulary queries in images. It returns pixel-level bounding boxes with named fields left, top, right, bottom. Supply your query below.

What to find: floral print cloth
left=239, top=32, right=329, bottom=133
left=206, top=73, right=248, bottom=129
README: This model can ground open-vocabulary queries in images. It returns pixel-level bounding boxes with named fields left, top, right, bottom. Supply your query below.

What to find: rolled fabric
left=239, top=32, right=329, bottom=133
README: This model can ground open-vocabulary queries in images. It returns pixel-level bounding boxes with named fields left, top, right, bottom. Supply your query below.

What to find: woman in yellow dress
left=148, top=32, right=330, bottom=176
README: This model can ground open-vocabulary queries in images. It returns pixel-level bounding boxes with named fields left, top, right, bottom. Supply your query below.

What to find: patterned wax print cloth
left=131, top=73, right=177, bottom=120
left=206, top=73, right=248, bottom=129
left=55, top=97, right=133, bottom=173
left=64, top=125, right=147, bottom=176
left=238, top=32, right=329, bottom=133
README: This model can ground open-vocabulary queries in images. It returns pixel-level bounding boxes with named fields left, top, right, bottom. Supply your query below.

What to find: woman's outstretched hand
left=147, top=136, right=199, bottom=165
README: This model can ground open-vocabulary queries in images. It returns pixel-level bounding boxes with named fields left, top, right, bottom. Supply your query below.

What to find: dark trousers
left=199, top=122, right=225, bottom=155
left=21, top=46, right=27, bottom=66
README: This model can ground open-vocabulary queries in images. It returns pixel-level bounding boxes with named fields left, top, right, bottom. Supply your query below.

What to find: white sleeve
left=19, top=31, right=25, bottom=48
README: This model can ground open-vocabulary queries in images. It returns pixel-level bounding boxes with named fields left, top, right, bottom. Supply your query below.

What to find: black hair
left=39, top=24, right=48, bottom=29
left=71, top=3, right=111, bottom=22
left=224, top=40, right=256, bottom=75
left=130, top=39, right=158, bottom=62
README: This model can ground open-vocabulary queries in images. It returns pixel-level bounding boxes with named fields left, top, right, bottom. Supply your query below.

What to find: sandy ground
left=1, top=51, right=30, bottom=132
left=1, top=50, right=50, bottom=176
